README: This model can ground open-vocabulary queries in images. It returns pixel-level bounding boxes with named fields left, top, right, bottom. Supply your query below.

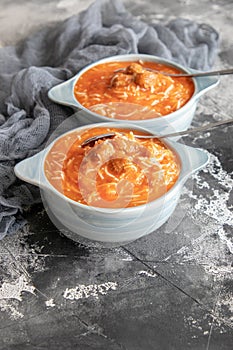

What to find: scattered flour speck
left=63, top=282, right=117, bottom=301
left=45, top=298, right=56, bottom=308
left=0, top=275, right=35, bottom=301
left=0, top=227, right=46, bottom=319
left=138, top=270, right=157, bottom=278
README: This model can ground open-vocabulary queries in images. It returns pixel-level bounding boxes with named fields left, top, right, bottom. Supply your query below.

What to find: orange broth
left=74, top=61, right=194, bottom=120
left=44, top=127, right=180, bottom=208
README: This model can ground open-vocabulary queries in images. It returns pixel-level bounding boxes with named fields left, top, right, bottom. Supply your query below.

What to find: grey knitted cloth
left=0, top=0, right=219, bottom=238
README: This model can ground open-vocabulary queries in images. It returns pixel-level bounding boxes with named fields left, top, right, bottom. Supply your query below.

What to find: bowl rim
left=70, top=53, right=198, bottom=123
left=41, top=121, right=186, bottom=213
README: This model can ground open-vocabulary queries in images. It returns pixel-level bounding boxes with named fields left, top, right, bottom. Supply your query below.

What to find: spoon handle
left=167, top=68, right=233, bottom=78
left=158, top=118, right=233, bottom=139
left=115, top=67, right=233, bottom=77
left=81, top=118, right=233, bottom=147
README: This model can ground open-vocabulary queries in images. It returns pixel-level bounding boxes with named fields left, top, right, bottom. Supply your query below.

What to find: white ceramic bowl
left=48, top=54, right=219, bottom=137
left=14, top=122, right=209, bottom=245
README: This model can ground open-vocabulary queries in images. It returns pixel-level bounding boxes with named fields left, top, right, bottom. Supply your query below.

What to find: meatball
left=134, top=70, right=158, bottom=89
left=111, top=73, right=133, bottom=87
left=126, top=63, right=144, bottom=74
left=108, top=158, right=129, bottom=175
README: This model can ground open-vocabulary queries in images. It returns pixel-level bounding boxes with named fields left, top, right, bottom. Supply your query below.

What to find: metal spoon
left=159, top=68, right=233, bottom=78
left=81, top=118, right=233, bottom=147
left=115, top=67, right=233, bottom=78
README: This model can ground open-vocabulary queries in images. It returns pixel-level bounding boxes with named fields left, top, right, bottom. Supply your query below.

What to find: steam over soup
left=74, top=61, right=194, bottom=120
left=44, top=127, right=180, bottom=208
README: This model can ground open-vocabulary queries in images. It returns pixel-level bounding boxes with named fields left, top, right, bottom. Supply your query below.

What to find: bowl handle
left=14, top=149, right=48, bottom=189
left=48, top=76, right=78, bottom=108
left=190, top=68, right=219, bottom=100
left=173, top=142, right=209, bottom=182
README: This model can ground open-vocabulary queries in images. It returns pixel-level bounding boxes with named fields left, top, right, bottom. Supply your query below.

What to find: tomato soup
left=44, top=127, right=180, bottom=208
left=74, top=61, right=194, bottom=120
